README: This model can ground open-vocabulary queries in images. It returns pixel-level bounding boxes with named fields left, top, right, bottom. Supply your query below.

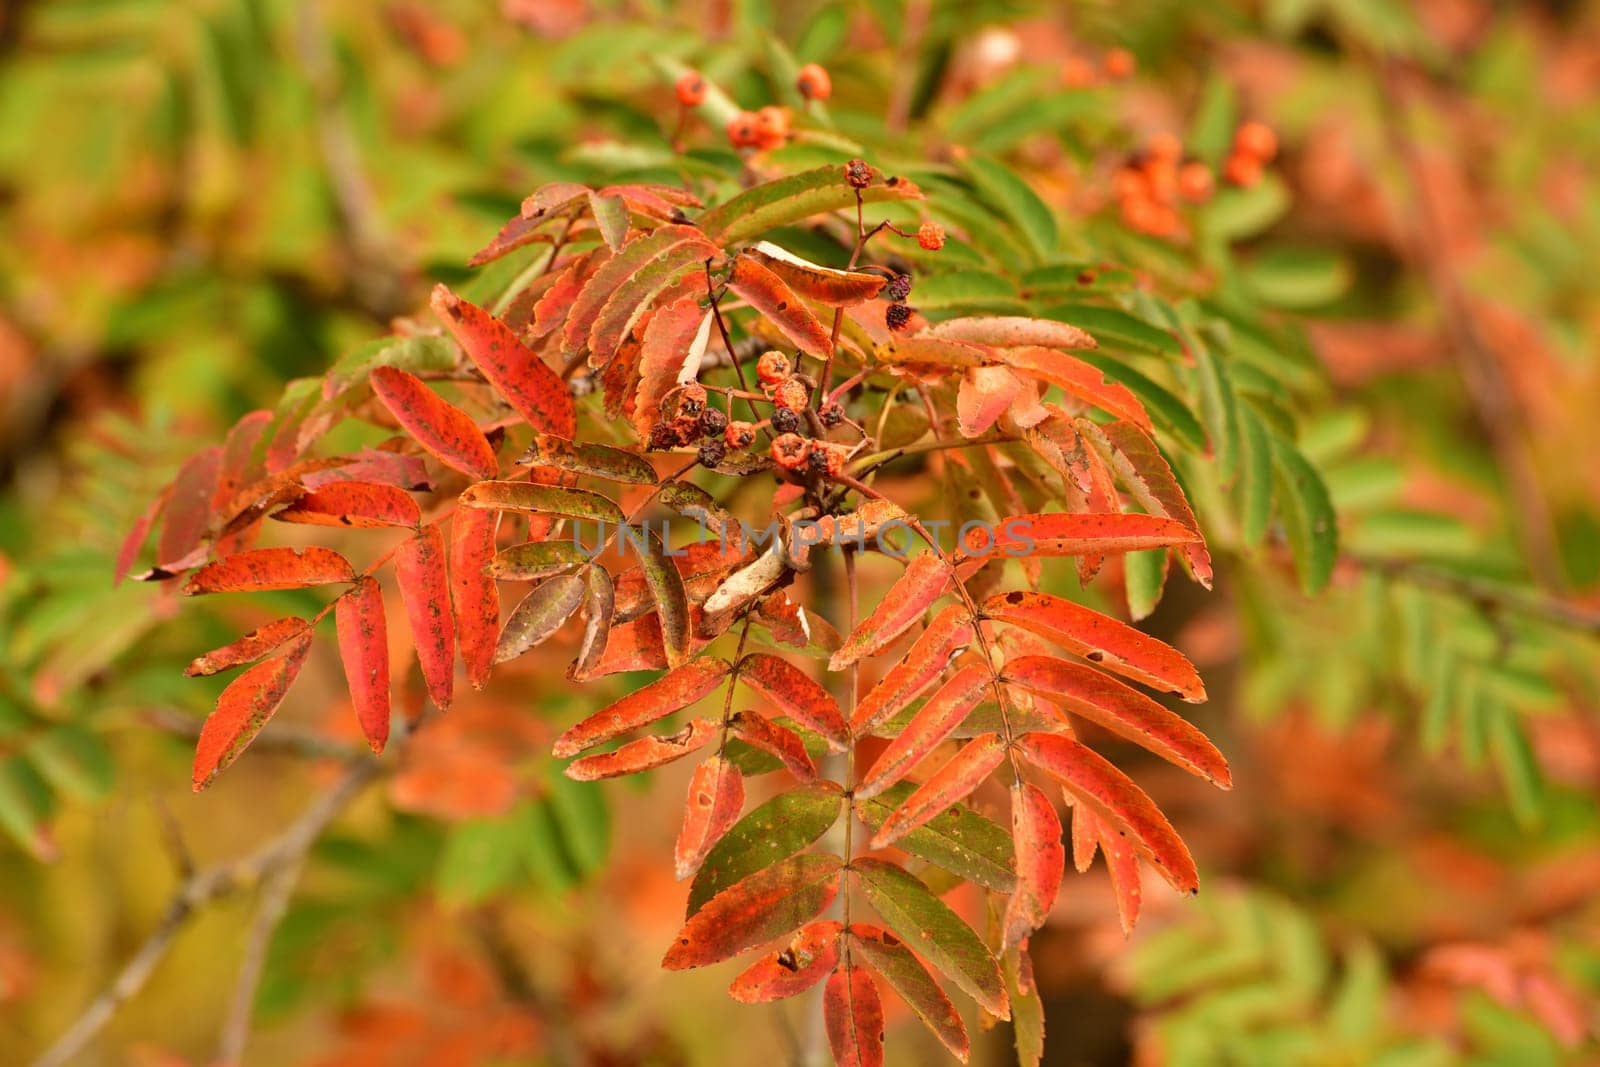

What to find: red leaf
left=829, top=553, right=952, bottom=671
left=633, top=297, right=714, bottom=438
left=158, top=446, right=223, bottom=567
left=433, top=285, right=577, bottom=437
left=1015, top=732, right=1198, bottom=894
left=747, top=242, right=886, bottom=306
left=335, top=576, right=391, bottom=753
left=662, top=853, right=843, bottom=970
left=996, top=347, right=1151, bottom=431
left=192, top=634, right=313, bottom=790
left=273, top=480, right=422, bottom=529
left=850, top=605, right=974, bottom=735
left=395, top=523, right=455, bottom=710
left=566, top=718, right=717, bottom=781
left=675, top=755, right=745, bottom=880
left=730, top=710, right=817, bottom=782
left=467, top=181, right=588, bottom=266
left=185, top=617, right=310, bottom=677
left=870, top=733, right=1006, bottom=848
left=115, top=490, right=169, bottom=586
left=588, top=237, right=715, bottom=369
left=737, top=654, right=848, bottom=749
left=211, top=410, right=273, bottom=517
left=984, top=591, right=1205, bottom=702
left=961, top=512, right=1200, bottom=559
left=450, top=507, right=500, bottom=689
left=1070, top=801, right=1098, bottom=873
left=562, top=225, right=716, bottom=359
left=1003, top=655, right=1229, bottom=786
left=1087, top=807, right=1142, bottom=933
left=1085, top=419, right=1213, bottom=588
left=728, top=921, right=842, bottom=1003
left=530, top=253, right=594, bottom=338
left=920, top=316, right=1097, bottom=350
left=957, top=365, right=1022, bottom=437
left=183, top=547, right=355, bottom=595
left=368, top=365, right=498, bottom=480
left=553, top=657, right=731, bottom=757
left=825, top=961, right=886, bottom=1067
left=728, top=253, right=832, bottom=357
left=857, top=663, right=991, bottom=799
left=1002, top=782, right=1064, bottom=951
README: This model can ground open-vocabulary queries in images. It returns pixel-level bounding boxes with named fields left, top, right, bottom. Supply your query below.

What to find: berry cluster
left=1223, top=120, right=1277, bottom=188
left=1060, top=45, right=1137, bottom=89
left=1112, top=133, right=1212, bottom=238
left=674, top=63, right=834, bottom=154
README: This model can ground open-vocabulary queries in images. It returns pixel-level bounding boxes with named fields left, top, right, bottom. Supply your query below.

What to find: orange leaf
left=1084, top=419, right=1213, bottom=588
left=449, top=507, right=500, bottom=689
left=956, top=365, right=1022, bottom=437
left=877, top=336, right=991, bottom=367
left=1002, top=782, right=1063, bottom=951
left=662, top=853, right=842, bottom=970
left=185, top=617, right=310, bottom=677
left=395, top=522, right=455, bottom=710
left=961, top=512, right=1200, bottom=559
left=432, top=285, right=576, bottom=437
left=192, top=634, right=313, bottom=790
left=857, top=663, right=991, bottom=799
left=737, top=653, right=848, bottom=749
left=728, top=921, right=842, bottom=1003
left=728, top=253, right=832, bottom=358
left=984, top=591, right=1205, bottom=702
left=565, top=718, right=717, bottom=781
left=467, top=181, right=588, bottom=266
left=335, top=577, right=391, bottom=754
left=1070, top=800, right=1098, bottom=873
left=552, top=657, right=731, bottom=757
left=368, top=366, right=498, bottom=480
left=1087, top=807, right=1142, bottom=934
left=851, top=604, right=974, bottom=735
left=829, top=553, right=952, bottom=671
left=274, top=480, right=422, bottom=529
left=995, top=347, right=1150, bottom=431
left=530, top=253, right=594, bottom=338
left=920, top=316, right=1097, bottom=350
left=824, top=960, right=885, bottom=1067
left=562, top=225, right=715, bottom=359
left=633, top=297, right=714, bottom=438
left=1015, top=732, right=1198, bottom=894
left=729, top=710, right=817, bottom=782
left=675, top=755, right=745, bottom=880
left=183, top=547, right=354, bottom=595
left=870, top=733, right=1007, bottom=848
left=1003, top=655, right=1228, bottom=786
left=747, top=242, right=886, bottom=306
left=587, top=236, right=717, bottom=369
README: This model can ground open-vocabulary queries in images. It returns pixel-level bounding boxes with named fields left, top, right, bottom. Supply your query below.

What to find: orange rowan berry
left=675, top=71, right=706, bottom=108
left=1234, top=121, right=1278, bottom=162
left=724, top=421, right=758, bottom=450
left=1147, top=132, right=1182, bottom=164
left=1111, top=166, right=1149, bottom=202
left=811, top=442, right=848, bottom=477
left=753, top=106, right=790, bottom=150
left=726, top=110, right=760, bottom=149
left=796, top=63, right=832, bottom=102
left=1103, top=48, right=1136, bottom=79
left=917, top=221, right=945, bottom=250
left=1061, top=56, right=1097, bottom=88
left=756, top=350, right=792, bottom=387
left=772, top=378, right=810, bottom=411
left=1177, top=161, right=1214, bottom=202
left=1223, top=152, right=1262, bottom=188
left=770, top=433, right=812, bottom=471
left=1143, top=156, right=1178, bottom=203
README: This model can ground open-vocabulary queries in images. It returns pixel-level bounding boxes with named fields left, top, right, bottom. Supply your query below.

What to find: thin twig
left=217, top=853, right=304, bottom=1063
left=1350, top=552, right=1600, bottom=637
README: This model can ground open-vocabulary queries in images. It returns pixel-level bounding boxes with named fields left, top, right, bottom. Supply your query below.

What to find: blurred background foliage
left=0, top=0, right=1597, bottom=1063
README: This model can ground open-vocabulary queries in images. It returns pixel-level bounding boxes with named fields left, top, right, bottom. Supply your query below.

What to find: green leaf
left=1240, top=248, right=1352, bottom=310
left=325, top=335, right=458, bottom=401
left=1075, top=351, right=1207, bottom=452
left=1125, top=548, right=1169, bottom=621
left=1042, top=304, right=1181, bottom=355
left=435, top=810, right=526, bottom=906
left=854, top=781, right=1015, bottom=892
left=1488, top=705, right=1544, bottom=827
left=26, top=725, right=113, bottom=802
left=1237, top=405, right=1274, bottom=548
left=698, top=164, right=923, bottom=246
left=913, top=270, right=1026, bottom=313
left=1194, top=342, right=1240, bottom=484
left=544, top=764, right=611, bottom=878
left=959, top=155, right=1057, bottom=262
left=686, top=783, right=843, bottom=916
left=1269, top=435, right=1339, bottom=595
left=0, top=755, right=54, bottom=859
left=852, top=857, right=1008, bottom=1016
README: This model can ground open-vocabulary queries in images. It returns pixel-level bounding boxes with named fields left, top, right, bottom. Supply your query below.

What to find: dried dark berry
left=806, top=448, right=830, bottom=475
left=884, top=273, right=912, bottom=302
left=697, top=439, right=727, bottom=467
left=699, top=407, right=728, bottom=437
left=648, top=423, right=678, bottom=451
left=770, top=407, right=801, bottom=435
left=844, top=158, right=872, bottom=189
left=819, top=400, right=844, bottom=427
left=885, top=303, right=912, bottom=331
